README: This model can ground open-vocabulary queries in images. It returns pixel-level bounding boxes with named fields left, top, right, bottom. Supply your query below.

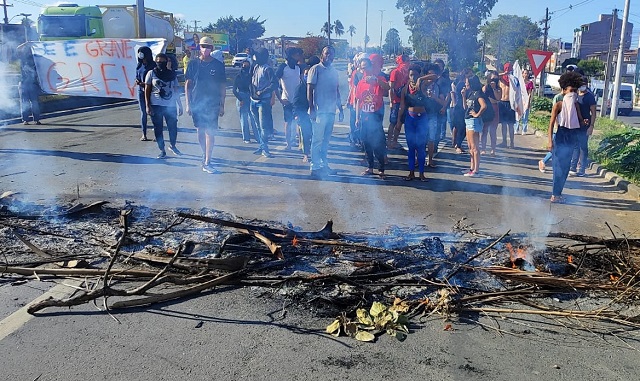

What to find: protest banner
left=30, top=38, right=166, bottom=99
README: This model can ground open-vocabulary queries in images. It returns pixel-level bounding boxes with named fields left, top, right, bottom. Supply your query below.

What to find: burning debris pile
left=1, top=193, right=640, bottom=341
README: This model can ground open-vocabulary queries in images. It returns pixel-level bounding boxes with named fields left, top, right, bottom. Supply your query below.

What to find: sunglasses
left=200, top=44, right=213, bottom=49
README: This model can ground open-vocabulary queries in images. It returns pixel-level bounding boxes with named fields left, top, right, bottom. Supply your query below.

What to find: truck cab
left=38, top=4, right=105, bottom=40
left=593, top=82, right=634, bottom=116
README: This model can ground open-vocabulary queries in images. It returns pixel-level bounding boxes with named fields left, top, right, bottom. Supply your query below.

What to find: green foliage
left=333, top=20, right=345, bottom=37
left=205, top=16, right=266, bottom=55
left=578, top=59, right=605, bottom=76
left=383, top=28, right=402, bottom=56
left=530, top=96, right=553, bottom=112
left=481, top=15, right=541, bottom=66
left=396, top=0, right=497, bottom=70
left=592, top=129, right=640, bottom=183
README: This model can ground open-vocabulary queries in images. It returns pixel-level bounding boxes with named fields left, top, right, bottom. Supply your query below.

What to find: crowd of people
left=134, top=35, right=598, bottom=203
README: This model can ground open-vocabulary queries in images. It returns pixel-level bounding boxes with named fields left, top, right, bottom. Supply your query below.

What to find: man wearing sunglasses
left=185, top=36, right=227, bottom=174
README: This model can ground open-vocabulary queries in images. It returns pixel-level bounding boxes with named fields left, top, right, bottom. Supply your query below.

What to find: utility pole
left=379, top=10, right=384, bottom=53
left=601, top=9, right=618, bottom=117
left=538, top=7, right=550, bottom=97
left=135, top=0, right=146, bottom=38
left=611, top=0, right=630, bottom=120
left=192, top=20, right=201, bottom=33
left=364, top=0, right=368, bottom=52
left=327, top=0, right=331, bottom=45
left=2, top=0, right=13, bottom=25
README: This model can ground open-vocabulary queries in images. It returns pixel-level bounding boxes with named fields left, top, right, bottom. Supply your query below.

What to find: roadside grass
left=528, top=96, right=639, bottom=184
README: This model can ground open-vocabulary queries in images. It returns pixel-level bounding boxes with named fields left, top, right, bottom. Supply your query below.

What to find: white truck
left=591, top=80, right=635, bottom=116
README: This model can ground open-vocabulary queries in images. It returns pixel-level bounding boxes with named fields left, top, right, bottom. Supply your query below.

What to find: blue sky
left=8, top=0, right=640, bottom=47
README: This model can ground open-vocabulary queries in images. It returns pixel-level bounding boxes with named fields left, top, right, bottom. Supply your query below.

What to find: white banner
left=30, top=38, right=166, bottom=99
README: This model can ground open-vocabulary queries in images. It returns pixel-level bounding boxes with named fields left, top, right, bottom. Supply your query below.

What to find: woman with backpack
left=461, top=75, right=488, bottom=177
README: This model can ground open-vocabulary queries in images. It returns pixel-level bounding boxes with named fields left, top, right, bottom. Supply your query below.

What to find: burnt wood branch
left=129, top=252, right=248, bottom=272
left=0, top=201, right=108, bottom=220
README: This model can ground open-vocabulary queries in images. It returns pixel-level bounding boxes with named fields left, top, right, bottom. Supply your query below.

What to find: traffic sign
left=526, top=50, right=553, bottom=77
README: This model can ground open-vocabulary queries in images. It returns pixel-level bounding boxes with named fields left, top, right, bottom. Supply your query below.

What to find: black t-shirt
left=185, top=58, right=226, bottom=109
left=464, top=91, right=485, bottom=119
left=577, top=90, right=597, bottom=130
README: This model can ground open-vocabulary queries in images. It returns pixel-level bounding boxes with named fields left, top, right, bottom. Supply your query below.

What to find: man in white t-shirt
left=307, top=46, right=344, bottom=179
left=276, top=47, right=303, bottom=150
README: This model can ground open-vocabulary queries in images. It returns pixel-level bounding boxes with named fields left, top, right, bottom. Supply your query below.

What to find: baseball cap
left=566, top=64, right=577, bottom=71
left=199, top=36, right=214, bottom=47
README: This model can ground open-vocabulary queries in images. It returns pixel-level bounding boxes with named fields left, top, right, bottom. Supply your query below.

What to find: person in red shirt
left=355, top=57, right=391, bottom=178
left=387, top=54, right=409, bottom=149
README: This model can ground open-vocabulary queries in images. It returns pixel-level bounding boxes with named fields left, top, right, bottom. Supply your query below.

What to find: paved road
left=0, top=86, right=639, bottom=380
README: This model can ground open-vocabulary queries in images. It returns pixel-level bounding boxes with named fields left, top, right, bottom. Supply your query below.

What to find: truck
left=37, top=4, right=176, bottom=52
left=591, top=80, right=635, bottom=116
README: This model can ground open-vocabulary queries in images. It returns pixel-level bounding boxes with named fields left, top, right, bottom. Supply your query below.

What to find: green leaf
left=355, top=331, right=376, bottom=342
left=370, top=302, right=387, bottom=318
left=356, top=308, right=374, bottom=326
left=395, top=314, right=409, bottom=326
left=326, top=319, right=341, bottom=336
left=374, top=312, right=393, bottom=329
left=395, top=331, right=407, bottom=342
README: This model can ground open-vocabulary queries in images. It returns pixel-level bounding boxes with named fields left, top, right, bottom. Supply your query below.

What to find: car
left=543, top=85, right=555, bottom=98
left=232, top=53, right=249, bottom=67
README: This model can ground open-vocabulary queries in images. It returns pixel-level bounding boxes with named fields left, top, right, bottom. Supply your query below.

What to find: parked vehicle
left=232, top=52, right=249, bottom=67
left=592, top=81, right=634, bottom=116
left=543, top=85, right=555, bottom=98
left=38, top=4, right=176, bottom=51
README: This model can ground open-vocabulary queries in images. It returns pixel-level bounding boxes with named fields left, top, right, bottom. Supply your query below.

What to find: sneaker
left=202, top=164, right=218, bottom=174
left=576, top=172, right=585, bottom=177
left=157, top=151, right=166, bottom=159
left=167, top=146, right=182, bottom=156
left=520, top=130, right=526, bottom=136
left=538, top=160, right=546, bottom=173
left=261, top=150, right=274, bottom=158
left=253, top=148, right=263, bottom=155
left=22, top=121, right=29, bottom=125
left=568, top=171, right=577, bottom=177
left=243, top=140, right=251, bottom=144
left=463, top=170, right=476, bottom=177
left=35, top=121, right=42, bottom=125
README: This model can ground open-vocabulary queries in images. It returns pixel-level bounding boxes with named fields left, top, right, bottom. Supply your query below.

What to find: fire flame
left=567, top=255, right=573, bottom=264
left=292, top=236, right=299, bottom=247
left=610, top=274, right=619, bottom=282
left=506, top=243, right=529, bottom=268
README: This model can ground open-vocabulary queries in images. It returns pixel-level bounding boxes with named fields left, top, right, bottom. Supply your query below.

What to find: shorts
left=192, top=106, right=220, bottom=130
left=465, top=117, right=483, bottom=133
left=499, top=100, right=515, bottom=123
left=283, top=104, right=294, bottom=123
left=389, top=103, right=404, bottom=125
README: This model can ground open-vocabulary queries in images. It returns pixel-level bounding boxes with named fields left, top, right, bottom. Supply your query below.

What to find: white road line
left=0, top=280, right=83, bottom=342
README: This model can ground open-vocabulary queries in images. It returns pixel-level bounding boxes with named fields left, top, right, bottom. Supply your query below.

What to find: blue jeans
left=516, top=108, right=530, bottom=133
left=250, top=99, right=273, bottom=152
left=570, top=129, right=589, bottom=174
left=348, top=104, right=360, bottom=145
left=310, top=113, right=335, bottom=171
left=137, top=91, right=148, bottom=136
left=19, top=83, right=40, bottom=122
left=295, top=110, right=313, bottom=155
left=236, top=98, right=251, bottom=141
left=150, top=105, right=178, bottom=151
left=405, top=112, right=428, bottom=173
left=552, top=127, right=579, bottom=197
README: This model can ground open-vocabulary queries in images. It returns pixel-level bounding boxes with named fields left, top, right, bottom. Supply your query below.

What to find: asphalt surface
left=1, top=79, right=639, bottom=380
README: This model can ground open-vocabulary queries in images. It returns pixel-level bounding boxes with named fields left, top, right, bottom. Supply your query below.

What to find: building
left=572, top=14, right=633, bottom=60
left=586, top=49, right=638, bottom=83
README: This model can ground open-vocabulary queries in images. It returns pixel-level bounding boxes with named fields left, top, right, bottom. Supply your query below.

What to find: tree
left=333, top=20, right=345, bottom=37
left=174, top=18, right=187, bottom=35
left=204, top=16, right=266, bottom=54
left=321, top=22, right=333, bottom=38
left=348, top=25, right=356, bottom=47
left=383, top=28, right=402, bottom=56
left=480, top=15, right=541, bottom=67
left=396, top=0, right=497, bottom=70
left=299, top=36, right=325, bottom=58
left=578, top=59, right=605, bottom=76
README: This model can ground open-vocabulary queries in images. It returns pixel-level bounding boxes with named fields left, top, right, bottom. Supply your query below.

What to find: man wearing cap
left=185, top=36, right=226, bottom=174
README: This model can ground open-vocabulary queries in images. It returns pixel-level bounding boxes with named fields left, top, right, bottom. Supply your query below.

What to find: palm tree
left=333, top=20, right=344, bottom=38
left=321, top=21, right=333, bottom=38
left=348, top=25, right=356, bottom=47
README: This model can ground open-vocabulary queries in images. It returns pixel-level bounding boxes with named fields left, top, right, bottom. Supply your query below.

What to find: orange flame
left=567, top=255, right=573, bottom=264
left=507, top=243, right=528, bottom=268
left=610, top=274, right=619, bottom=282
left=292, top=236, right=299, bottom=247
left=444, top=324, right=453, bottom=331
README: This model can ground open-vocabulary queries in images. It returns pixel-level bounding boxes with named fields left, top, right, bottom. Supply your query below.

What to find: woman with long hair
left=135, top=46, right=156, bottom=141
left=480, top=70, right=500, bottom=156
left=461, top=75, right=487, bottom=177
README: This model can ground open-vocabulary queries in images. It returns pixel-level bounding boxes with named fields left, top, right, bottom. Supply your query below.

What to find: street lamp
left=8, top=12, right=31, bottom=23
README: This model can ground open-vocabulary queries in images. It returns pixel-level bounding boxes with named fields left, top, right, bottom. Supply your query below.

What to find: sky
left=5, top=0, right=640, bottom=48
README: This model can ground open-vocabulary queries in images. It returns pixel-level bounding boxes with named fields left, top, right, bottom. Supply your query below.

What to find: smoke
left=0, top=58, right=20, bottom=121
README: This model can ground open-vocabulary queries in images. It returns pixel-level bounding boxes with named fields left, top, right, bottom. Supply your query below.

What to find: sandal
left=140, top=136, right=149, bottom=141
left=361, top=168, right=373, bottom=176
left=404, top=173, right=415, bottom=181
left=427, top=162, right=436, bottom=168
left=378, top=171, right=386, bottom=179
left=550, top=195, right=564, bottom=203
left=419, top=176, right=428, bottom=182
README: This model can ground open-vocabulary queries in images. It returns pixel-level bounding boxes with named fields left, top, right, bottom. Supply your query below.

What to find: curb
left=589, top=162, right=640, bottom=200
left=533, top=129, right=639, bottom=200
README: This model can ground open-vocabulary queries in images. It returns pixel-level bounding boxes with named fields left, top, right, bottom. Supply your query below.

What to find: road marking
left=0, top=280, right=83, bottom=342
